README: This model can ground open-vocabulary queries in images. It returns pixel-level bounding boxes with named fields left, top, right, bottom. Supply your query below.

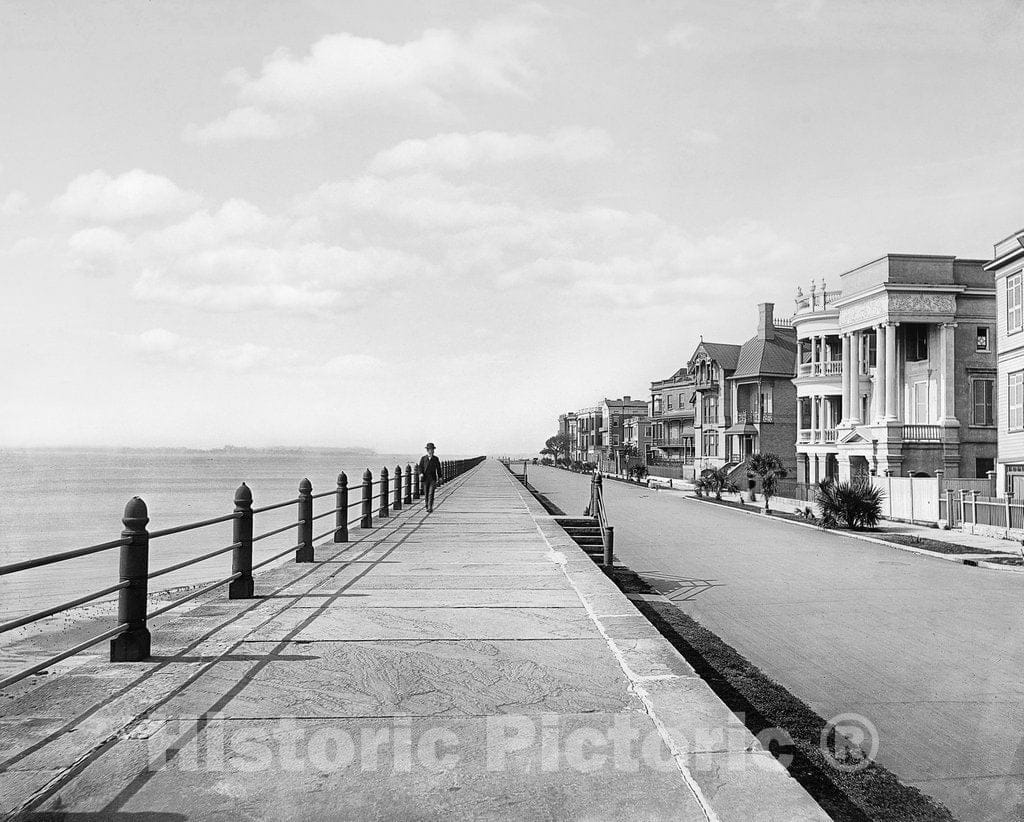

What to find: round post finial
left=338, top=471, right=348, bottom=487
left=123, top=496, right=149, bottom=529
left=363, top=468, right=373, bottom=482
left=299, top=477, right=312, bottom=495
left=234, top=482, right=252, bottom=506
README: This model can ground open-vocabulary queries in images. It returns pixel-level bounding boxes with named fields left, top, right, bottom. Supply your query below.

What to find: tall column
left=940, top=322, right=959, bottom=425
left=811, top=336, right=819, bottom=373
left=874, top=324, right=887, bottom=423
left=885, top=321, right=899, bottom=421
left=849, top=331, right=862, bottom=425
left=841, top=333, right=852, bottom=424
left=810, top=394, right=819, bottom=440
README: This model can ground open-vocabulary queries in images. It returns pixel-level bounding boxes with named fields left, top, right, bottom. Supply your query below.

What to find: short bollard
left=413, top=467, right=421, bottom=499
left=361, top=468, right=373, bottom=528
left=603, top=525, right=615, bottom=568
left=110, top=496, right=151, bottom=661
left=404, top=463, right=413, bottom=504
left=296, top=478, right=314, bottom=562
left=229, top=482, right=254, bottom=598
left=335, top=472, right=349, bottom=543
left=393, top=465, right=403, bottom=511
left=379, top=467, right=390, bottom=518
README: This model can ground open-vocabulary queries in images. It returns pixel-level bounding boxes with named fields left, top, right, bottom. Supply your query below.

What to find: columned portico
left=939, top=322, right=958, bottom=426
left=849, top=330, right=862, bottom=425
left=840, top=333, right=852, bottom=424
left=885, top=321, right=899, bottom=420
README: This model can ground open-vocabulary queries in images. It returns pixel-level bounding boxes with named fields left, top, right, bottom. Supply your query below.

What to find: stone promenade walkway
left=1, top=459, right=825, bottom=821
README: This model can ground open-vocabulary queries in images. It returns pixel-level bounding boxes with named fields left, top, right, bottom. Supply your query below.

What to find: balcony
left=902, top=425, right=942, bottom=442
left=735, top=411, right=774, bottom=424
left=797, top=361, right=843, bottom=377
left=798, top=428, right=839, bottom=444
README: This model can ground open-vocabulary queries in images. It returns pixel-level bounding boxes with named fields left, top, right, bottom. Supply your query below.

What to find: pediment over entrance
left=838, top=428, right=870, bottom=444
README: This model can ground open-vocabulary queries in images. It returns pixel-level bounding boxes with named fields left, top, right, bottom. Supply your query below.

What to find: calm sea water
left=0, top=448, right=438, bottom=621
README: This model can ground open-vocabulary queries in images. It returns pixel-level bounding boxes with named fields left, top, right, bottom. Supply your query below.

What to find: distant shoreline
left=0, top=445, right=380, bottom=455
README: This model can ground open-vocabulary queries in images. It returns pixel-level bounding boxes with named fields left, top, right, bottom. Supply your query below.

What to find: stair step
left=555, top=518, right=598, bottom=527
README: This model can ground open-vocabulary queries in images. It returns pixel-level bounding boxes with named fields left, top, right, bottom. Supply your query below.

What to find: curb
left=683, top=495, right=1024, bottom=573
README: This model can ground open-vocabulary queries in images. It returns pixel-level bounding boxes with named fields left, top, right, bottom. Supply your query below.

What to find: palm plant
left=705, top=467, right=738, bottom=501
left=748, top=452, right=787, bottom=513
left=815, top=480, right=885, bottom=530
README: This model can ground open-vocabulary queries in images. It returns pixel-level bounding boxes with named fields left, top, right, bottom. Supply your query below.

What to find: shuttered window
left=1008, top=273, right=1023, bottom=334
left=1009, top=371, right=1024, bottom=431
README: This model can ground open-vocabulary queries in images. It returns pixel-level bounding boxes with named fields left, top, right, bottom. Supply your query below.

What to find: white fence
left=871, top=476, right=939, bottom=524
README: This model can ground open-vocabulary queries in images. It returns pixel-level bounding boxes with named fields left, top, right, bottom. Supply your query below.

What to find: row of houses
left=557, top=227, right=1024, bottom=497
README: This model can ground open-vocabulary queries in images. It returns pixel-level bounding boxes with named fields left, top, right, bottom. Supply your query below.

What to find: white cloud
left=128, top=327, right=383, bottom=376
left=1, top=190, right=28, bottom=215
left=182, top=106, right=315, bottom=144
left=186, top=6, right=545, bottom=142
left=67, top=226, right=131, bottom=276
left=303, top=171, right=801, bottom=311
left=367, top=127, right=613, bottom=175
left=52, top=169, right=202, bottom=222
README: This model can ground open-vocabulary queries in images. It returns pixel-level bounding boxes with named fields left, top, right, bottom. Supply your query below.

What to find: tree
left=540, top=433, right=571, bottom=464
left=748, top=452, right=787, bottom=513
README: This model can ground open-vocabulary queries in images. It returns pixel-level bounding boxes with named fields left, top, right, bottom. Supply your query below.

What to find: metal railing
left=0, top=455, right=485, bottom=690
left=586, top=472, right=614, bottom=567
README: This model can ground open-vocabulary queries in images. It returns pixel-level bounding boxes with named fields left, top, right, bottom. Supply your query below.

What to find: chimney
left=757, top=303, right=775, bottom=340
left=623, top=395, right=631, bottom=401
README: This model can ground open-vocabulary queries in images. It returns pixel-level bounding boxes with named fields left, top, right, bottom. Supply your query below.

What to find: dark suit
left=419, top=454, right=441, bottom=511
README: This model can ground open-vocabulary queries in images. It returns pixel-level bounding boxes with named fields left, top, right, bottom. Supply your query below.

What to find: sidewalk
left=0, top=459, right=826, bottom=821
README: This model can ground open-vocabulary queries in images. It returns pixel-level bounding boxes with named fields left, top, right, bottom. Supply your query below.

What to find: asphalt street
left=528, top=465, right=1024, bottom=822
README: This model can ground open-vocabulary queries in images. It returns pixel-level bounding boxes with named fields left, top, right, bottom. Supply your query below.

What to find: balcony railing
left=902, top=425, right=942, bottom=442
left=797, top=361, right=843, bottom=377
left=735, top=411, right=774, bottom=424
left=797, top=428, right=839, bottom=444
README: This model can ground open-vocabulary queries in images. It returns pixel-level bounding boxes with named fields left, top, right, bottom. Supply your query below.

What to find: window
left=905, top=324, right=928, bottom=362
left=1009, top=371, right=1024, bottom=430
left=645, top=425, right=653, bottom=438
left=972, top=379, right=994, bottom=426
left=913, top=381, right=929, bottom=423
left=652, top=396, right=662, bottom=415
left=759, top=384, right=774, bottom=415
left=702, top=394, right=718, bottom=424
left=611, top=415, right=619, bottom=427
left=666, top=396, right=674, bottom=411
left=977, top=327, right=991, bottom=352
left=678, top=392, right=686, bottom=407
left=1008, top=273, right=1023, bottom=334
left=702, top=430, right=719, bottom=456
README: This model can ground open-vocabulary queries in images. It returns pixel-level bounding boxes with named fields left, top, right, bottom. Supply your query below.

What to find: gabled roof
left=731, top=328, right=797, bottom=379
left=690, top=341, right=741, bottom=370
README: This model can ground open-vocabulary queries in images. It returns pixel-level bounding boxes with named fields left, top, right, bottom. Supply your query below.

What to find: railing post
left=971, top=490, right=979, bottom=528
left=229, top=483, right=254, bottom=599
left=604, top=525, right=614, bottom=567
left=335, top=472, right=349, bottom=543
left=404, top=463, right=413, bottom=504
left=945, top=489, right=956, bottom=529
left=393, top=464, right=403, bottom=510
left=296, top=478, right=314, bottom=562
left=361, top=468, right=373, bottom=528
left=1006, top=491, right=1014, bottom=533
left=413, top=464, right=421, bottom=499
left=959, top=489, right=967, bottom=526
left=110, top=496, right=151, bottom=662
left=379, top=466, right=390, bottom=518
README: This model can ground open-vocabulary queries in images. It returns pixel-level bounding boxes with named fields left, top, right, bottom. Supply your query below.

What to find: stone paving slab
left=2, top=460, right=828, bottom=821
left=246, top=607, right=604, bottom=642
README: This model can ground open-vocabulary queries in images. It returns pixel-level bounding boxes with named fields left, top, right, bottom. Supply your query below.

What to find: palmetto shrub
left=815, top=480, right=885, bottom=530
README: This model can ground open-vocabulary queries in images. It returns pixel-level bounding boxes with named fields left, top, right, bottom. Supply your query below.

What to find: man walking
left=419, top=442, right=442, bottom=513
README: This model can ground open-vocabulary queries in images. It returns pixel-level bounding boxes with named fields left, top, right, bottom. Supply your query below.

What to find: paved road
left=529, top=466, right=1024, bottom=822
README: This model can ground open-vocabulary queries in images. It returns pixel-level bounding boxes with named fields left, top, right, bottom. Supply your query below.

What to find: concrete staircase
left=555, top=516, right=604, bottom=559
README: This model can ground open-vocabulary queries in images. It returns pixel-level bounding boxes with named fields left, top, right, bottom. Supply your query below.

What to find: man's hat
left=425, top=442, right=435, bottom=449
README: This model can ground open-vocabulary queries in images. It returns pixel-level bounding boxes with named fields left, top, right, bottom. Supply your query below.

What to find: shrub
left=703, top=467, right=737, bottom=501
left=540, top=457, right=553, bottom=466
left=815, top=480, right=884, bottom=530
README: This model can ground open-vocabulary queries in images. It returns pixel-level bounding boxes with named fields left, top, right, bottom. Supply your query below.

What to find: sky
left=3, top=0, right=1024, bottom=454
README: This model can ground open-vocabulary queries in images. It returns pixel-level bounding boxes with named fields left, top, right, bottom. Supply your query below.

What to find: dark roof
left=691, top=341, right=741, bottom=370
left=731, top=328, right=797, bottom=379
